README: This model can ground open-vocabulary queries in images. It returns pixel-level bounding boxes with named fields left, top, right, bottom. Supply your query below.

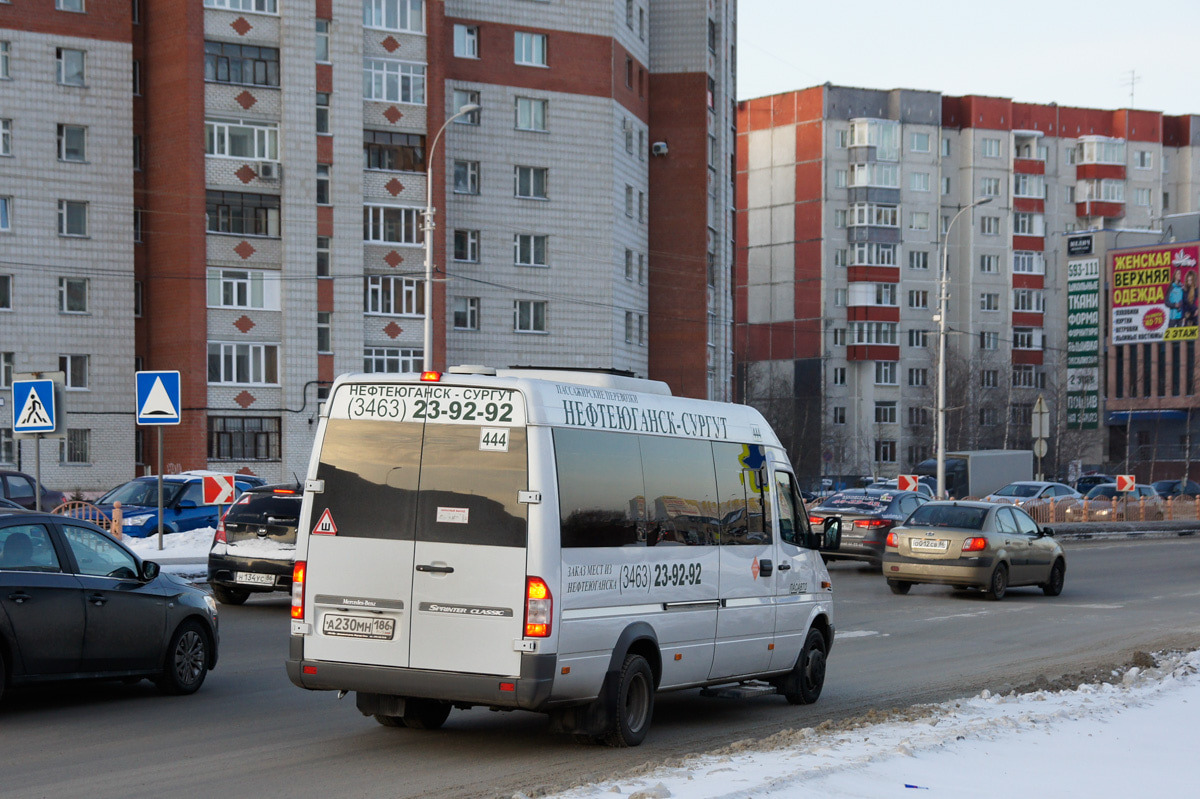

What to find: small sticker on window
left=480, top=427, right=509, bottom=452
left=436, top=507, right=470, bottom=524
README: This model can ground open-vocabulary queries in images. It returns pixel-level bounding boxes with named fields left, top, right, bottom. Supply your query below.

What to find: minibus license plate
left=322, top=613, right=396, bottom=640
left=911, top=538, right=949, bottom=552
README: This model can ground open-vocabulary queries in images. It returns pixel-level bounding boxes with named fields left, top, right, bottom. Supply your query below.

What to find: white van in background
left=285, top=367, right=842, bottom=746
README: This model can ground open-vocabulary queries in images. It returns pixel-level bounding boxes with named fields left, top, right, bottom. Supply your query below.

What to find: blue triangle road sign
left=12, top=380, right=57, bottom=434
left=136, top=371, right=182, bottom=426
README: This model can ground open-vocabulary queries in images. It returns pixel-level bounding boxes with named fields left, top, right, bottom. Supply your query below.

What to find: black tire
left=887, top=580, right=912, bottom=595
left=211, top=584, right=250, bottom=606
left=781, top=628, right=827, bottom=705
left=1041, top=559, right=1065, bottom=597
left=157, top=620, right=210, bottom=695
left=374, top=714, right=406, bottom=728
left=601, top=654, right=655, bottom=747
left=986, top=563, right=1008, bottom=601
left=402, top=698, right=451, bottom=730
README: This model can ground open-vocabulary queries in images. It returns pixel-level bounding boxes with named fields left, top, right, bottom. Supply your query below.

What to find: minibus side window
left=639, top=436, right=719, bottom=546
left=775, top=471, right=814, bottom=548
left=713, top=442, right=771, bottom=545
left=555, top=429, right=645, bottom=548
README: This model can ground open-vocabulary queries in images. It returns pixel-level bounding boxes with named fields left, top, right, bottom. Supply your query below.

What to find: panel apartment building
left=736, top=84, right=1200, bottom=486
left=0, top=0, right=736, bottom=490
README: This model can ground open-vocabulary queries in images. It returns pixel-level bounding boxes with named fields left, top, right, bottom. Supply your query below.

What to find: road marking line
left=837, top=630, right=886, bottom=639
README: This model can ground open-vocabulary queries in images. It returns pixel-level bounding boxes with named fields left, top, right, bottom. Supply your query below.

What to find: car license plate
left=322, top=613, right=395, bottom=640
left=235, top=571, right=276, bottom=586
left=910, top=538, right=949, bottom=552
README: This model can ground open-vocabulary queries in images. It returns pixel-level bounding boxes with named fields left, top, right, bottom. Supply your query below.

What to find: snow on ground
left=542, top=648, right=1199, bottom=799
left=123, top=527, right=216, bottom=578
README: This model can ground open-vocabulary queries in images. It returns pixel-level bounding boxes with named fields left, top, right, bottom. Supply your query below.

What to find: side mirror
left=177, top=499, right=197, bottom=509
left=1040, top=526, right=1055, bottom=538
left=140, top=560, right=161, bottom=581
left=821, top=516, right=842, bottom=552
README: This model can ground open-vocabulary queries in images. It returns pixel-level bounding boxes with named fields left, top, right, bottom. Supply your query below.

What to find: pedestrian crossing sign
left=12, top=379, right=57, bottom=434
left=136, top=371, right=182, bottom=426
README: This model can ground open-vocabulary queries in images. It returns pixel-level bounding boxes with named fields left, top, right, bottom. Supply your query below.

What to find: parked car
left=92, top=475, right=256, bottom=538
left=207, top=484, right=301, bottom=605
left=882, top=500, right=1065, bottom=600
left=1074, top=474, right=1116, bottom=493
left=0, top=498, right=25, bottom=510
left=177, top=469, right=268, bottom=488
left=0, top=470, right=66, bottom=511
left=808, top=488, right=929, bottom=566
left=0, top=510, right=219, bottom=702
left=1150, top=479, right=1200, bottom=499
left=1064, top=483, right=1165, bottom=521
left=982, top=481, right=1081, bottom=506
left=872, top=477, right=935, bottom=498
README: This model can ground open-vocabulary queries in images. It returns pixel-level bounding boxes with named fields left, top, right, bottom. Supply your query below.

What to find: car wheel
left=374, top=714, right=406, bottom=728
left=211, top=584, right=250, bottom=606
left=1041, top=559, right=1065, bottom=597
left=986, top=563, right=1008, bottom=601
left=887, top=579, right=912, bottom=595
left=402, top=698, right=451, bottom=730
left=157, top=620, right=210, bottom=695
left=601, top=654, right=655, bottom=747
left=780, top=628, right=827, bottom=706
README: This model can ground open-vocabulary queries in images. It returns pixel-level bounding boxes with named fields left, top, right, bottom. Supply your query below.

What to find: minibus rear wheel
left=601, top=654, right=654, bottom=747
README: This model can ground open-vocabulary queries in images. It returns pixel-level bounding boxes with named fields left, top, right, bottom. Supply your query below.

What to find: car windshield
left=97, top=480, right=185, bottom=506
left=1086, top=485, right=1119, bottom=499
left=905, top=504, right=987, bottom=530
left=816, top=493, right=891, bottom=514
left=994, top=484, right=1038, bottom=497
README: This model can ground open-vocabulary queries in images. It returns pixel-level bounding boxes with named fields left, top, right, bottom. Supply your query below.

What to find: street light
left=936, top=196, right=992, bottom=499
left=423, top=103, right=481, bottom=372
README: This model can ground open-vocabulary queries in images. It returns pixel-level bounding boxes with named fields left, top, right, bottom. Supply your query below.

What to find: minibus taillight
left=291, top=561, right=307, bottom=620
left=525, top=576, right=552, bottom=638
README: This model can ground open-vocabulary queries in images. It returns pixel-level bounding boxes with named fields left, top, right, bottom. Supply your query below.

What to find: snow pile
left=544, top=648, right=1199, bottom=799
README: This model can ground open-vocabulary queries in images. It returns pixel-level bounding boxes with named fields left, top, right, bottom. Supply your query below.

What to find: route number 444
left=479, top=427, right=509, bottom=452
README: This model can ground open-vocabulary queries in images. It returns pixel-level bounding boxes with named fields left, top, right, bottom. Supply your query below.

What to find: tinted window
left=906, top=504, right=987, bottom=530
left=6, top=475, right=35, bottom=504
left=1087, top=485, right=1119, bottom=499
left=0, top=524, right=61, bottom=572
left=713, top=443, right=770, bottom=546
left=640, top=436, right=719, bottom=547
left=177, top=481, right=204, bottom=505
left=775, top=471, right=807, bottom=547
left=225, top=493, right=301, bottom=524
left=62, top=525, right=138, bottom=579
left=555, top=428, right=644, bottom=548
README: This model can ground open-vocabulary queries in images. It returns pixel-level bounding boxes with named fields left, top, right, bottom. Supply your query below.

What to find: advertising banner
left=1067, top=258, right=1101, bottom=429
left=1111, top=244, right=1200, bottom=344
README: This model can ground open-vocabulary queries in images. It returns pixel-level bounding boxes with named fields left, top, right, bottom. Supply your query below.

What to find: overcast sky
left=737, top=0, right=1199, bottom=117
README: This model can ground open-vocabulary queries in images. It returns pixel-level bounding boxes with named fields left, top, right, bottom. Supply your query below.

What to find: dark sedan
left=0, top=470, right=65, bottom=511
left=1151, top=479, right=1200, bottom=499
left=808, top=488, right=928, bottom=566
left=0, top=510, right=219, bottom=702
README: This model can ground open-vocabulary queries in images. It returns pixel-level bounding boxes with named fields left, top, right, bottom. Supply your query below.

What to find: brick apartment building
left=736, top=85, right=1200, bottom=487
left=0, top=0, right=736, bottom=490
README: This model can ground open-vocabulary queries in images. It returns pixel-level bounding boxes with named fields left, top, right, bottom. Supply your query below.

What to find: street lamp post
left=423, top=103, right=481, bottom=372
left=936, top=196, right=992, bottom=499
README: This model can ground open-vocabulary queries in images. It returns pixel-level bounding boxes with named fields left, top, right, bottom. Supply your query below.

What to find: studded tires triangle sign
left=312, top=508, right=338, bottom=536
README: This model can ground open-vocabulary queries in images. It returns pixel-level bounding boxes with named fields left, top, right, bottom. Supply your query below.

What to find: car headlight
left=204, top=594, right=217, bottom=615
left=123, top=515, right=152, bottom=527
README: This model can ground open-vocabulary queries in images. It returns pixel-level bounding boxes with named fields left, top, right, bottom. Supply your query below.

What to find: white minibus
left=286, top=367, right=841, bottom=746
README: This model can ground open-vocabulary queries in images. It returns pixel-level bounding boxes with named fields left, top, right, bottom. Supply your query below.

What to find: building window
left=850, top=203, right=899, bottom=227
left=362, top=0, right=425, bottom=34
left=452, top=160, right=480, bottom=194
left=909, top=211, right=929, bottom=231
left=624, top=249, right=634, bottom=280
left=833, top=209, right=847, bottom=228
left=980, top=177, right=1001, bottom=197
left=1013, top=327, right=1039, bottom=350
left=56, top=124, right=86, bottom=162
left=203, top=0, right=278, bottom=11
left=514, top=234, right=548, bottom=267
left=134, top=280, right=143, bottom=316
left=208, top=342, right=280, bottom=385
left=454, top=24, right=479, bottom=58
left=206, top=191, right=280, bottom=237
left=362, top=58, right=425, bottom=104
left=908, top=290, right=928, bottom=309
left=316, top=311, right=331, bottom=353
left=941, top=176, right=951, bottom=195
left=363, top=204, right=422, bottom=244
left=364, top=347, right=421, bottom=373
left=979, top=331, right=998, bottom=350
left=61, top=429, right=90, bottom=464
left=832, top=406, right=846, bottom=425
left=454, top=229, right=479, bottom=262
left=0, top=119, right=10, bottom=157
left=1012, top=289, right=1044, bottom=313
left=981, top=369, right=998, bottom=388
left=58, top=354, right=88, bottom=389
left=835, top=129, right=848, bottom=148
left=207, top=268, right=280, bottom=309
left=450, top=89, right=480, bottom=124
left=875, top=362, right=897, bottom=385
left=875, top=440, right=897, bottom=463
left=364, top=275, right=423, bottom=316
left=907, top=406, right=930, bottom=426
left=516, top=97, right=548, bottom=132
left=852, top=322, right=897, bottom=345
left=0, top=276, right=11, bottom=310
left=981, top=137, right=1000, bottom=158
left=979, top=407, right=999, bottom=426
left=1134, top=150, right=1153, bottom=169
left=875, top=283, right=897, bottom=307
left=980, top=292, right=1000, bottom=311
left=833, top=249, right=847, bottom=267
left=206, top=118, right=279, bottom=160
left=624, top=311, right=635, bottom=343
left=908, top=368, right=928, bottom=387
left=514, top=300, right=547, bottom=333
left=1012, top=251, right=1044, bottom=274
left=316, top=236, right=331, bottom=276
left=1012, top=365, right=1036, bottom=388
left=832, top=328, right=846, bottom=346
left=980, top=254, right=999, bottom=273
left=1013, top=174, right=1044, bottom=198
left=453, top=297, right=479, bottom=330
left=363, top=130, right=425, bottom=171
left=56, top=48, right=86, bottom=87
left=637, top=253, right=645, bottom=284
left=58, top=277, right=88, bottom=313
left=832, top=367, right=846, bottom=385
left=848, top=163, right=900, bottom=188
left=515, top=166, right=548, bottom=199
left=910, top=132, right=930, bottom=152
left=874, top=401, right=897, bottom=424
left=908, top=250, right=928, bottom=270
left=316, top=92, right=330, bottom=134
left=0, top=196, right=10, bottom=231
left=57, top=200, right=88, bottom=237
left=316, top=164, right=331, bottom=205
left=204, top=41, right=279, bottom=87
left=1013, top=212, right=1044, bottom=236
left=908, top=329, right=928, bottom=348
left=1134, top=187, right=1153, bottom=207
left=208, top=416, right=281, bottom=461
left=514, top=32, right=547, bottom=66
left=910, top=172, right=930, bottom=192
left=0, top=42, right=9, bottom=81
left=980, top=216, right=999, bottom=235
left=834, top=288, right=847, bottom=307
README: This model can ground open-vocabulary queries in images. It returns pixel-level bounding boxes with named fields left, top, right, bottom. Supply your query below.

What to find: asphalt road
left=2, top=535, right=1198, bottom=799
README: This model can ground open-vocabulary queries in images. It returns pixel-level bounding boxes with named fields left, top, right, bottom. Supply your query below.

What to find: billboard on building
left=1067, top=256, right=1100, bottom=429
left=1111, top=244, right=1200, bottom=344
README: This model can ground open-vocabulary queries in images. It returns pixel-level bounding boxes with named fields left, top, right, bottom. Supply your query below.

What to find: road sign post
left=135, top=371, right=182, bottom=550
left=1032, top=395, right=1050, bottom=481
